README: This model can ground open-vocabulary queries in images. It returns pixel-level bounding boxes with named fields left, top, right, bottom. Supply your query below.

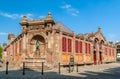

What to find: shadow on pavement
left=79, top=67, right=120, bottom=79
left=0, top=65, right=120, bottom=79
left=0, top=68, right=80, bottom=79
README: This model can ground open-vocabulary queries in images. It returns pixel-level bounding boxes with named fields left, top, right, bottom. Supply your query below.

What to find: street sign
left=70, top=56, right=74, bottom=65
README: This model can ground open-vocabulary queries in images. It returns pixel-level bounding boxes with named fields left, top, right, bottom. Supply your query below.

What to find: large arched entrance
left=30, top=35, right=46, bottom=57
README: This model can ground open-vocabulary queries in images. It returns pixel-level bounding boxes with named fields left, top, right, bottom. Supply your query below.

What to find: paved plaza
left=0, top=63, right=120, bottom=79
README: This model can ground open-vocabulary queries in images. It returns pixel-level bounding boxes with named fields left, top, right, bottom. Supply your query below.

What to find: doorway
left=99, top=51, right=102, bottom=64
left=93, top=51, right=97, bottom=65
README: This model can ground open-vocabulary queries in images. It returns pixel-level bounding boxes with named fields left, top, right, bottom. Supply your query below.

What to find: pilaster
left=72, top=32, right=75, bottom=63
left=59, top=26, right=62, bottom=64
left=83, top=39, right=86, bottom=64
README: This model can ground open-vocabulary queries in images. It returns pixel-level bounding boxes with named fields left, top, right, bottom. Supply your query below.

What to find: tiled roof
left=54, top=22, right=73, bottom=33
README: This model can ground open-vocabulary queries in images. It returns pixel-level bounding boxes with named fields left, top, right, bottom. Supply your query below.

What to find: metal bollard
left=41, top=62, right=44, bottom=75
left=23, top=62, right=25, bottom=75
left=69, top=63, right=71, bottom=73
left=6, top=61, right=9, bottom=75
left=59, top=62, right=60, bottom=74
left=76, top=63, right=78, bottom=72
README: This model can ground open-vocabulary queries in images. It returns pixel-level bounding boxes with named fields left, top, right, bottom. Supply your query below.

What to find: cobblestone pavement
left=0, top=63, right=120, bottom=79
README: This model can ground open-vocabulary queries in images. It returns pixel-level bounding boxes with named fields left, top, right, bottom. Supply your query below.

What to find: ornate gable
left=91, top=27, right=107, bottom=45
left=94, top=27, right=106, bottom=41
left=87, top=27, right=107, bottom=44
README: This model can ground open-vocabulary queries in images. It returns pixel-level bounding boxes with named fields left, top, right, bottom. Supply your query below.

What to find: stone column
left=23, top=34, right=27, bottom=54
left=83, top=40, right=86, bottom=65
left=72, top=32, right=75, bottom=64
left=102, top=45, right=105, bottom=64
left=13, top=43, right=15, bottom=60
left=101, top=44, right=104, bottom=64
left=114, top=48, right=117, bottom=62
left=52, top=29, right=55, bottom=66
left=18, top=41, right=20, bottom=55
left=97, top=41, right=100, bottom=65
left=59, top=28, right=62, bottom=64
left=91, top=43, right=94, bottom=64
left=66, top=34, right=69, bottom=63
left=26, top=34, right=30, bottom=57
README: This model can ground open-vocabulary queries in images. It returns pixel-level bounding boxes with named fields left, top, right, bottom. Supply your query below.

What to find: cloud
left=61, top=2, right=79, bottom=16
left=109, top=34, right=116, bottom=39
left=39, top=15, right=45, bottom=19
left=0, top=12, right=34, bottom=20
left=19, top=14, right=34, bottom=20
left=0, top=32, right=8, bottom=35
left=108, top=34, right=117, bottom=42
left=71, top=13, right=78, bottom=16
left=61, top=4, right=71, bottom=9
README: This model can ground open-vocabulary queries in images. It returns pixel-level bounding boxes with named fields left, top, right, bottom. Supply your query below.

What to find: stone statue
left=36, top=40, right=40, bottom=52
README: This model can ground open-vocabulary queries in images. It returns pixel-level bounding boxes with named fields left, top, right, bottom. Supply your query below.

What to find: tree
left=0, top=45, right=3, bottom=58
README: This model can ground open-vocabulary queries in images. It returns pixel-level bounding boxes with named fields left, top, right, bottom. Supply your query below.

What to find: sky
left=0, top=0, right=120, bottom=45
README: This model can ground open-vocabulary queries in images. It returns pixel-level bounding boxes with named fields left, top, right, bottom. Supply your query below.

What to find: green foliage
left=0, top=46, right=3, bottom=58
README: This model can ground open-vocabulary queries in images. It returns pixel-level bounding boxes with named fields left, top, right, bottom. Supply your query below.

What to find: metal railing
left=23, top=61, right=44, bottom=75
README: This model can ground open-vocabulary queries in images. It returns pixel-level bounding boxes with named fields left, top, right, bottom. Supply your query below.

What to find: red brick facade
left=3, top=13, right=116, bottom=67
